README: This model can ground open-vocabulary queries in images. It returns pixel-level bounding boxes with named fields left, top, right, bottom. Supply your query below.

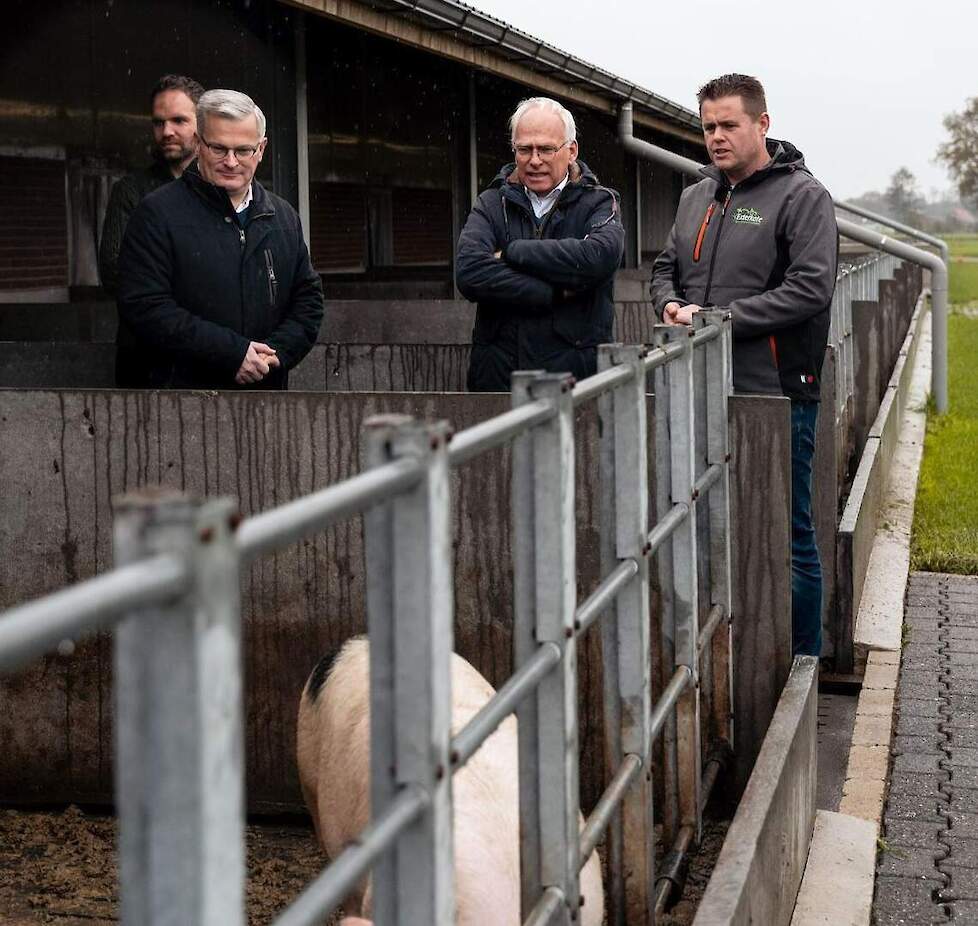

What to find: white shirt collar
left=234, top=183, right=254, bottom=213
left=525, top=172, right=569, bottom=219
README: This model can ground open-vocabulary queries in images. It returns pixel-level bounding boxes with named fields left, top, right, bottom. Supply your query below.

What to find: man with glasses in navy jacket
left=455, top=97, right=624, bottom=391
left=116, top=89, right=324, bottom=389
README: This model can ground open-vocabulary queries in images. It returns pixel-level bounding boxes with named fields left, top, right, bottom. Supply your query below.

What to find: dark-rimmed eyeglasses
left=198, top=134, right=262, bottom=160
left=512, top=140, right=571, bottom=161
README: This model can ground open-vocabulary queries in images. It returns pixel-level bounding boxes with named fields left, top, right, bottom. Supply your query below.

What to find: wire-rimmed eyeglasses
left=512, top=140, right=571, bottom=162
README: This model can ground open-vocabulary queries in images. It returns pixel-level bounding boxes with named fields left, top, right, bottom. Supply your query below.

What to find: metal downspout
left=835, top=200, right=950, bottom=266
left=617, top=102, right=949, bottom=414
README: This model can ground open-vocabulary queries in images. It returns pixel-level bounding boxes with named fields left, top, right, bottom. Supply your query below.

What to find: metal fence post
left=113, top=489, right=244, bottom=926
left=697, top=312, right=734, bottom=752
left=511, top=371, right=580, bottom=924
left=363, top=414, right=455, bottom=926
left=653, top=325, right=702, bottom=841
left=598, top=345, right=655, bottom=926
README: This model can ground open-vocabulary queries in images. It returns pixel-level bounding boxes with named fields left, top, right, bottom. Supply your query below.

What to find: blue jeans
left=791, top=400, right=823, bottom=657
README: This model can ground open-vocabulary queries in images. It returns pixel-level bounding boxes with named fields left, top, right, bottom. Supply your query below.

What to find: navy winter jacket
left=116, top=163, right=324, bottom=389
left=455, top=160, right=624, bottom=391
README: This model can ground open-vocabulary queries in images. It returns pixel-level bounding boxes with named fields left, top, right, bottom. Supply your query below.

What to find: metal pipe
left=523, top=886, right=565, bottom=926
left=647, top=501, right=689, bottom=558
left=697, top=603, right=727, bottom=657
left=575, top=558, right=639, bottom=636
left=835, top=200, right=949, bottom=265
left=692, top=463, right=722, bottom=502
left=447, top=398, right=554, bottom=465
left=643, top=338, right=688, bottom=373
left=649, top=666, right=692, bottom=742
left=652, top=756, right=724, bottom=917
left=691, top=323, right=723, bottom=347
left=451, top=641, right=561, bottom=768
left=271, top=785, right=428, bottom=926
left=0, top=553, right=189, bottom=674
left=235, top=457, right=423, bottom=563
left=570, top=361, right=634, bottom=406
left=618, top=101, right=949, bottom=414
left=579, top=753, right=643, bottom=865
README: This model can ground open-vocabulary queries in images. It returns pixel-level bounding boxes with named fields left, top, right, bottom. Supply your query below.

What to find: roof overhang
left=281, top=0, right=704, bottom=146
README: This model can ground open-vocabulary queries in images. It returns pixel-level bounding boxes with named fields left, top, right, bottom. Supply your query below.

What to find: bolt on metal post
left=362, top=414, right=455, bottom=926
left=597, top=345, right=655, bottom=926
left=113, top=489, right=245, bottom=926
left=511, top=371, right=581, bottom=924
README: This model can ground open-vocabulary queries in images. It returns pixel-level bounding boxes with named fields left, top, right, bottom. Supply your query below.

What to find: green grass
left=912, top=314, right=978, bottom=572
left=950, top=261, right=978, bottom=306
left=946, top=234, right=978, bottom=259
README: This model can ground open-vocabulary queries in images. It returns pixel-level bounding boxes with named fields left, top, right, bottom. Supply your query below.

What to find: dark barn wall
left=0, top=0, right=299, bottom=295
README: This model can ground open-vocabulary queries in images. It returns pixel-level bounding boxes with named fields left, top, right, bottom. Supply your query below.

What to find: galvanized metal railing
left=830, top=252, right=901, bottom=432
left=0, top=314, right=734, bottom=926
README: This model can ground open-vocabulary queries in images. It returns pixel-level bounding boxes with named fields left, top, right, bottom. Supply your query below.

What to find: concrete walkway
left=874, top=572, right=978, bottom=924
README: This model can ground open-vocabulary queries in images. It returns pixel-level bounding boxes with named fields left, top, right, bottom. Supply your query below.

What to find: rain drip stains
left=56, top=394, right=78, bottom=584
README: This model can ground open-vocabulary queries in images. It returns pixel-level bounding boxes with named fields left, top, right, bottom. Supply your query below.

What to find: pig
left=296, top=636, right=604, bottom=926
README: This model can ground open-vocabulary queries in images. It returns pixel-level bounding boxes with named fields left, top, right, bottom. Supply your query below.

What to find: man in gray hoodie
left=651, top=73, right=838, bottom=658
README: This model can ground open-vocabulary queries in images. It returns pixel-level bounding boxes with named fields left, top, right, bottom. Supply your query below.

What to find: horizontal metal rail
left=571, top=362, right=634, bottom=406
left=697, top=604, right=727, bottom=657
left=271, top=784, right=429, bottom=926
left=579, top=752, right=644, bottom=865
left=691, top=323, right=723, bottom=347
left=649, top=665, right=693, bottom=742
left=647, top=501, right=689, bottom=558
left=693, top=463, right=722, bottom=501
left=451, top=641, right=561, bottom=769
left=523, top=885, right=566, bottom=926
left=236, top=457, right=423, bottom=564
left=447, top=398, right=554, bottom=466
left=643, top=338, right=688, bottom=372
left=0, top=553, right=189, bottom=675
left=575, top=558, right=640, bottom=636
left=836, top=200, right=949, bottom=264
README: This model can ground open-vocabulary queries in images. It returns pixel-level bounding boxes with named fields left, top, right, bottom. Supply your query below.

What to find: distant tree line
left=847, top=97, right=978, bottom=234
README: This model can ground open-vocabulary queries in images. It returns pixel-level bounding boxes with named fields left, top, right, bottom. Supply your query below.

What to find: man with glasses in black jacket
left=116, top=89, right=324, bottom=389
left=455, top=96, right=624, bottom=391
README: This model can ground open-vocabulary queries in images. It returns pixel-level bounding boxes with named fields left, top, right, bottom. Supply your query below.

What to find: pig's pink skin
left=297, top=637, right=604, bottom=926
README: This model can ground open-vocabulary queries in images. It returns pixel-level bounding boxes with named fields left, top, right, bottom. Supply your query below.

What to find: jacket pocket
left=264, top=248, right=278, bottom=307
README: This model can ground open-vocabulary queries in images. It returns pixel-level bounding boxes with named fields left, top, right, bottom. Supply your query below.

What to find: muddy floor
left=0, top=805, right=727, bottom=924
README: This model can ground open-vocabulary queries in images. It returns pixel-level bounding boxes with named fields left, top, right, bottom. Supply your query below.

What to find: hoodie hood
left=490, top=158, right=600, bottom=191
left=700, top=138, right=810, bottom=188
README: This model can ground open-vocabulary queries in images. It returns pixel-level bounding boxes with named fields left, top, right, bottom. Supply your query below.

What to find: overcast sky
left=468, top=0, right=974, bottom=201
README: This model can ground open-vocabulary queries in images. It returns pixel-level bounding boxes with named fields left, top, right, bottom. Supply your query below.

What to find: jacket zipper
left=702, top=188, right=733, bottom=306
left=237, top=223, right=246, bottom=335
left=264, top=248, right=277, bottom=306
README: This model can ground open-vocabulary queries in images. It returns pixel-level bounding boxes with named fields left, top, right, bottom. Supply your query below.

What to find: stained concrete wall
left=0, top=388, right=789, bottom=812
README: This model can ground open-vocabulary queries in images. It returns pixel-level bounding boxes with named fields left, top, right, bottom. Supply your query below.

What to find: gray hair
left=197, top=89, right=266, bottom=139
left=508, top=97, right=576, bottom=145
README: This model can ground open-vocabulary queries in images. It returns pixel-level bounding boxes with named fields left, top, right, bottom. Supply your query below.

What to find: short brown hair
left=697, top=74, right=767, bottom=119
left=150, top=74, right=205, bottom=107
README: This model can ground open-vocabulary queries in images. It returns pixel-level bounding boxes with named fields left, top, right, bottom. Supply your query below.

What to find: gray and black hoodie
left=651, top=139, right=838, bottom=401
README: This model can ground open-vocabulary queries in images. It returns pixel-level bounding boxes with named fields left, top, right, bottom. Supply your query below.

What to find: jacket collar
left=699, top=138, right=809, bottom=190
left=182, top=161, right=275, bottom=219
left=494, top=159, right=600, bottom=212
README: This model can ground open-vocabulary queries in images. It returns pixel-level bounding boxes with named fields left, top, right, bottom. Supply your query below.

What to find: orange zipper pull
left=693, top=201, right=716, bottom=263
